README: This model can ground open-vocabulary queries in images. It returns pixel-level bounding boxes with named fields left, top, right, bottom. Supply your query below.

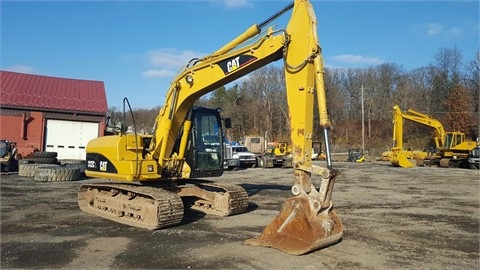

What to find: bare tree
left=407, top=66, right=437, bottom=113
left=443, top=85, right=476, bottom=139
left=431, top=47, right=464, bottom=115
left=465, top=48, right=480, bottom=137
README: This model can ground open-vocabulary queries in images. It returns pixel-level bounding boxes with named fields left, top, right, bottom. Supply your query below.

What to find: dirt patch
left=1, top=161, right=479, bottom=269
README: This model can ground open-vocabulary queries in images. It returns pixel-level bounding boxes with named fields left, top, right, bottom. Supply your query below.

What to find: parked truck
left=243, top=135, right=292, bottom=168
left=223, top=143, right=240, bottom=170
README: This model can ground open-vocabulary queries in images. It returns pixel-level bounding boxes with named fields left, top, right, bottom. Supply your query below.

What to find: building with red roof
left=0, top=71, right=108, bottom=159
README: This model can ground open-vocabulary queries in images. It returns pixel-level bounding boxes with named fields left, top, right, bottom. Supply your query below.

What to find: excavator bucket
left=390, top=151, right=415, bottom=168
left=245, top=195, right=343, bottom=255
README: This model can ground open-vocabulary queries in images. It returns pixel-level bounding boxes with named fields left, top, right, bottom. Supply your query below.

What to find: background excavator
left=79, top=0, right=342, bottom=255
left=390, top=104, right=477, bottom=168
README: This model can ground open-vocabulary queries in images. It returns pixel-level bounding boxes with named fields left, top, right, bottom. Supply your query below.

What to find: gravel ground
left=1, top=161, right=479, bottom=269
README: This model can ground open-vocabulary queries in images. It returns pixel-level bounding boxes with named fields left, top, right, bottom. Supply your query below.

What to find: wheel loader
left=79, top=0, right=343, bottom=255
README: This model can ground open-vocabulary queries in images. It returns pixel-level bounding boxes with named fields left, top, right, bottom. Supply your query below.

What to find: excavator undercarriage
left=78, top=181, right=249, bottom=230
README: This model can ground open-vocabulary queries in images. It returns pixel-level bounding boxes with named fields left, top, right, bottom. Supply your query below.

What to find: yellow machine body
left=81, top=0, right=342, bottom=255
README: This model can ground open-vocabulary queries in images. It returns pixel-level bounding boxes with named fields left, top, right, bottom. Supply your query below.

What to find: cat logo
left=218, top=55, right=257, bottom=75
left=100, top=161, right=107, bottom=171
left=227, top=57, right=240, bottom=72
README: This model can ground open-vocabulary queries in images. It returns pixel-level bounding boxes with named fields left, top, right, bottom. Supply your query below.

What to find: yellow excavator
left=79, top=0, right=342, bottom=255
left=390, top=104, right=476, bottom=168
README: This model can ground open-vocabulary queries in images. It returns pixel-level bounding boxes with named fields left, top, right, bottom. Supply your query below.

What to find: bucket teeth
left=245, top=196, right=343, bottom=255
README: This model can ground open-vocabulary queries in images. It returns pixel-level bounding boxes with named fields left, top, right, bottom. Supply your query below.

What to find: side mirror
left=224, top=118, right=232, bottom=129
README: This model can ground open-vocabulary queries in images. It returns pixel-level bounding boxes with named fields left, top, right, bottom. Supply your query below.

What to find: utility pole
left=361, top=85, right=365, bottom=154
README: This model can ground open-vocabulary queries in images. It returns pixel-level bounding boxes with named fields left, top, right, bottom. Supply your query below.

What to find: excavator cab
left=185, top=107, right=225, bottom=177
left=444, top=132, right=465, bottom=149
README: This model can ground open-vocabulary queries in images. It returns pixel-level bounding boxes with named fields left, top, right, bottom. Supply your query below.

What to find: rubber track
left=78, top=183, right=184, bottom=230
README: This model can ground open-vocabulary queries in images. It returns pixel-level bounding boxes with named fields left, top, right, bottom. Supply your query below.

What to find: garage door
left=45, top=120, right=99, bottom=160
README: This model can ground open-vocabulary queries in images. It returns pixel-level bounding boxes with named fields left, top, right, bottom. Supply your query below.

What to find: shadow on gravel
left=240, top=183, right=291, bottom=196
left=181, top=209, right=207, bottom=225
left=180, top=201, right=258, bottom=224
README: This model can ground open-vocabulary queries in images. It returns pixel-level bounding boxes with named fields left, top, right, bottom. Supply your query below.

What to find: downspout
left=40, top=116, right=45, bottom=151
left=21, top=113, right=27, bottom=140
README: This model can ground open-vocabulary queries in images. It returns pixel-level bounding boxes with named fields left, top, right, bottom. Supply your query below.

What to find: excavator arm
left=393, top=105, right=445, bottom=148
left=392, top=105, right=445, bottom=150
left=154, top=2, right=343, bottom=253
left=391, top=104, right=445, bottom=167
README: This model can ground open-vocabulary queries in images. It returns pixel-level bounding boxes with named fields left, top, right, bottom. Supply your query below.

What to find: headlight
left=185, top=74, right=194, bottom=84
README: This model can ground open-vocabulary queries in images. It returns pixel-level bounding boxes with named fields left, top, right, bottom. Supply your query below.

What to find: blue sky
left=2, top=0, right=478, bottom=109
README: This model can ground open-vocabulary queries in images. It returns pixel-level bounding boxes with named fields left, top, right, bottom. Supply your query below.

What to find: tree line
left=110, top=47, right=479, bottom=156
